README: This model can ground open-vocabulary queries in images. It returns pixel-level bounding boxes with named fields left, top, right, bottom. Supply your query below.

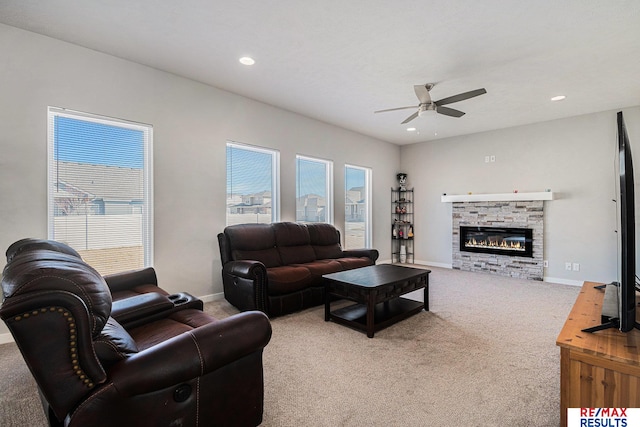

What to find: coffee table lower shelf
left=328, top=297, right=424, bottom=336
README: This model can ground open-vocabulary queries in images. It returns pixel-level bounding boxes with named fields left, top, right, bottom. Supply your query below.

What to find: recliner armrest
left=109, top=311, right=272, bottom=396
left=343, top=248, right=379, bottom=262
left=104, top=267, right=159, bottom=294
left=111, top=293, right=175, bottom=325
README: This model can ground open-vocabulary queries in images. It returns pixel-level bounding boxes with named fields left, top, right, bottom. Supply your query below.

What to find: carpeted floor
left=0, top=266, right=580, bottom=426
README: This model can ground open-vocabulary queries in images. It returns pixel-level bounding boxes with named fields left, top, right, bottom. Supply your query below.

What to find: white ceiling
left=1, top=0, right=639, bottom=145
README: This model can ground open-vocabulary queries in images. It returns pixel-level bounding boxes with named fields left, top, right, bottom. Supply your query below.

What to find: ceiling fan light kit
left=375, top=83, right=487, bottom=124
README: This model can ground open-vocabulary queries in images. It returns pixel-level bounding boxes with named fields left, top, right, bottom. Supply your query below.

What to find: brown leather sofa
left=218, top=222, right=379, bottom=317
left=1, top=238, right=272, bottom=427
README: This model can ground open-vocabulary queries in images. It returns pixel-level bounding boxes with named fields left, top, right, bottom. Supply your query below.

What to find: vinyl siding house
left=53, top=161, right=143, bottom=216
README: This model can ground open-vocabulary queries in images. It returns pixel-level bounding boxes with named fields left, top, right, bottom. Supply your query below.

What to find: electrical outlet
left=543, top=260, right=548, bottom=268
left=485, top=156, right=490, bottom=163
left=490, top=155, right=496, bottom=162
left=565, top=262, right=572, bottom=271
left=572, top=263, right=580, bottom=271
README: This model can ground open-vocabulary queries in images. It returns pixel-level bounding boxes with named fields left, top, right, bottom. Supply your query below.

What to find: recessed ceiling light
left=406, top=127, right=416, bottom=132
left=551, top=95, right=566, bottom=101
left=239, top=56, right=255, bottom=66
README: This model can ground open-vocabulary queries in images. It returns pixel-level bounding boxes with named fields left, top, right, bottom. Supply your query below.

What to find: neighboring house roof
left=54, top=161, right=143, bottom=201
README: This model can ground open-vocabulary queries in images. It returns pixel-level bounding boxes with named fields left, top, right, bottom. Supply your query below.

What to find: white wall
left=3, top=21, right=640, bottom=342
left=0, top=24, right=400, bottom=337
left=401, top=106, right=640, bottom=284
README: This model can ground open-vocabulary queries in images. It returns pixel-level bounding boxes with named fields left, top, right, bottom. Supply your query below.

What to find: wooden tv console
left=556, top=281, right=640, bottom=427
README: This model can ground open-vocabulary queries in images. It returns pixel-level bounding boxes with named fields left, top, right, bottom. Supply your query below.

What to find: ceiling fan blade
left=401, top=111, right=419, bottom=124
left=413, top=84, right=432, bottom=104
left=374, top=106, right=416, bottom=113
left=436, top=106, right=465, bottom=118
left=435, top=88, right=487, bottom=106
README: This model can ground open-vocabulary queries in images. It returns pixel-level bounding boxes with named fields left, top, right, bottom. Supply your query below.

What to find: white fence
left=54, top=214, right=143, bottom=249
left=226, top=213, right=272, bottom=226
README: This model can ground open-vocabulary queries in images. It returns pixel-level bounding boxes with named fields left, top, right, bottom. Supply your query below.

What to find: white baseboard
left=0, top=332, right=14, bottom=345
left=380, top=259, right=583, bottom=286
left=198, top=292, right=225, bottom=303
left=543, top=277, right=584, bottom=286
left=414, top=260, right=453, bottom=269
left=377, top=259, right=452, bottom=269
left=412, top=260, right=583, bottom=286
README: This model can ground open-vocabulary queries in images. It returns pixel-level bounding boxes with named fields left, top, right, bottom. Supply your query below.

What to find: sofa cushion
left=232, top=248, right=282, bottom=268
left=226, top=223, right=281, bottom=268
left=307, top=223, right=344, bottom=259
left=335, top=257, right=375, bottom=270
left=273, top=222, right=316, bottom=265
left=266, top=265, right=313, bottom=295
left=312, top=244, right=343, bottom=260
left=291, top=260, right=343, bottom=277
left=127, top=309, right=216, bottom=351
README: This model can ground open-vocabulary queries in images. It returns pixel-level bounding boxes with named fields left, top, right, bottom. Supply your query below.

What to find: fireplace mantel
left=441, top=191, right=554, bottom=203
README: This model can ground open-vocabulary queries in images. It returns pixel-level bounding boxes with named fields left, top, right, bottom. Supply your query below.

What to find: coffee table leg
left=424, top=280, right=429, bottom=312
left=367, top=292, right=375, bottom=338
left=324, top=294, right=330, bottom=321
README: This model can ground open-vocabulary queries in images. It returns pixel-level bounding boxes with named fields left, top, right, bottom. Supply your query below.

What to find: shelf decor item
left=397, top=173, right=408, bottom=191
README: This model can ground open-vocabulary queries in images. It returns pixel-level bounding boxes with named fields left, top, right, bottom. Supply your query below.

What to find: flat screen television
left=583, top=111, right=639, bottom=333
left=617, top=111, right=638, bottom=332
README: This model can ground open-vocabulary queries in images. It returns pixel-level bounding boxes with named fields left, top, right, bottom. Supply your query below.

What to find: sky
left=54, top=116, right=145, bottom=169
left=227, top=145, right=366, bottom=196
left=55, top=117, right=366, bottom=198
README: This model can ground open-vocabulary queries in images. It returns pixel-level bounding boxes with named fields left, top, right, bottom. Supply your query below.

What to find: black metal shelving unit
left=391, top=187, right=414, bottom=264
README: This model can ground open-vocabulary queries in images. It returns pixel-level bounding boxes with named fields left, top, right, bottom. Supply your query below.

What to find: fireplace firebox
left=460, top=226, right=533, bottom=258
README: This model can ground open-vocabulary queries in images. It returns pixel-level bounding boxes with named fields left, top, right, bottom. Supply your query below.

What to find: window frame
left=226, top=141, right=280, bottom=225
left=295, top=154, right=333, bottom=224
left=344, top=164, right=372, bottom=248
left=47, top=106, right=154, bottom=270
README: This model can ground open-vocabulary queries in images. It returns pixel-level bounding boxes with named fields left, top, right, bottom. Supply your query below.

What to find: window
left=226, top=141, right=280, bottom=225
left=344, top=165, right=372, bottom=249
left=48, top=107, right=153, bottom=275
left=296, top=155, right=333, bottom=224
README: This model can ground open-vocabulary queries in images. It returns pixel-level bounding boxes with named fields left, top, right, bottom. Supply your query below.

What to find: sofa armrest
left=103, top=267, right=159, bottom=294
left=222, top=260, right=269, bottom=313
left=223, top=260, right=267, bottom=279
left=343, top=248, right=379, bottom=262
left=109, top=311, right=272, bottom=397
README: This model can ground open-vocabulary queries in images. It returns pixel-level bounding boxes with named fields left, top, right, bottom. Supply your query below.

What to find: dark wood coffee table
left=323, top=264, right=430, bottom=338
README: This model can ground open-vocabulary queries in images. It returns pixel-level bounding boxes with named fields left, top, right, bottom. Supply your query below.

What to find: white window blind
left=344, top=164, right=372, bottom=248
left=47, top=107, right=153, bottom=275
left=296, top=155, right=333, bottom=224
left=226, top=141, right=280, bottom=225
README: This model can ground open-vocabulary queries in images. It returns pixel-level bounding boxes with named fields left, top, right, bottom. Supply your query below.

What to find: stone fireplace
left=451, top=199, right=544, bottom=280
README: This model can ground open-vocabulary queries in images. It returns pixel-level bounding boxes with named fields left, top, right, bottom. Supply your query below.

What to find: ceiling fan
left=374, top=84, right=487, bottom=124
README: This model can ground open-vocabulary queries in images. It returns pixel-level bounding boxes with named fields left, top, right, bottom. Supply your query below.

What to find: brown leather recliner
left=0, top=239, right=272, bottom=427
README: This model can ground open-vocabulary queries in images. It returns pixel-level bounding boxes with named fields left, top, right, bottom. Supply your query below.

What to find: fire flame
left=465, top=237, right=525, bottom=251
